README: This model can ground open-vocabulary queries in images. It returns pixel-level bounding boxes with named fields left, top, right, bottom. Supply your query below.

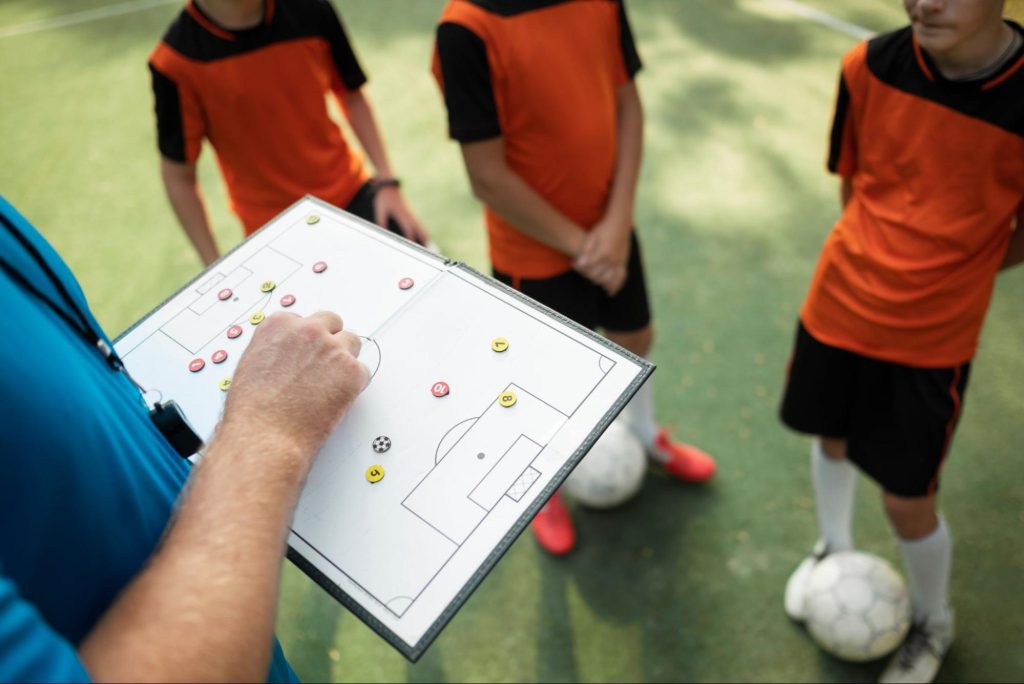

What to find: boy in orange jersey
left=780, top=1, right=1024, bottom=681
left=149, top=0, right=429, bottom=265
left=433, top=0, right=716, bottom=556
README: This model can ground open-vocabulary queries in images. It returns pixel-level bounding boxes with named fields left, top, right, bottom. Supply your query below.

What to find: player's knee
left=639, top=324, right=653, bottom=351
left=882, top=491, right=938, bottom=540
left=605, top=325, right=653, bottom=357
left=819, top=436, right=847, bottom=460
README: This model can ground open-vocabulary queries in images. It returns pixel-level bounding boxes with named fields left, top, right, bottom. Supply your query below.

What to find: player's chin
left=911, top=23, right=955, bottom=51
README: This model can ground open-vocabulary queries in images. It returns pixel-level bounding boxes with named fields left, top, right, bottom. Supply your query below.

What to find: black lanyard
left=0, top=211, right=202, bottom=457
left=0, top=212, right=131, bottom=375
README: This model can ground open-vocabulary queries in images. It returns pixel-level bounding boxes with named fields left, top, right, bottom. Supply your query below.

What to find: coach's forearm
left=80, top=310, right=368, bottom=682
left=161, top=158, right=220, bottom=266
left=79, top=424, right=310, bottom=682
left=462, top=139, right=586, bottom=257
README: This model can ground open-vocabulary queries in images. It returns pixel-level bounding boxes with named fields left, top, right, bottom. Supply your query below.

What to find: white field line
left=762, top=0, right=875, bottom=40
left=0, top=0, right=875, bottom=43
left=0, top=0, right=178, bottom=40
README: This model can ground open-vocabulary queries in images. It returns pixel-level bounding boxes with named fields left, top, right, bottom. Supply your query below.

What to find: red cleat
left=652, top=429, right=717, bottom=483
left=530, top=489, right=576, bottom=556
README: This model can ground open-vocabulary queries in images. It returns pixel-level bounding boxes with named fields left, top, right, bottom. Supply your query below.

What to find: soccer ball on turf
left=804, top=551, right=912, bottom=662
left=564, top=419, right=646, bottom=509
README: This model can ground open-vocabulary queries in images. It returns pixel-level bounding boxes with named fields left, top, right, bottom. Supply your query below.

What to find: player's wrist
left=599, top=203, right=634, bottom=231
left=603, top=215, right=634, bottom=237
left=372, top=176, right=401, bottom=190
left=567, top=228, right=588, bottom=260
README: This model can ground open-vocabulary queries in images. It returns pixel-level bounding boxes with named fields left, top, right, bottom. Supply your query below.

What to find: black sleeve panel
left=436, top=22, right=502, bottom=143
left=828, top=73, right=851, bottom=173
left=618, top=0, right=642, bottom=79
left=149, top=63, right=186, bottom=162
left=320, top=0, right=368, bottom=90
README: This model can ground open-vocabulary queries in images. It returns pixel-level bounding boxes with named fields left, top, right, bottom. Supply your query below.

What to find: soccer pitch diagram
left=115, top=197, right=652, bottom=659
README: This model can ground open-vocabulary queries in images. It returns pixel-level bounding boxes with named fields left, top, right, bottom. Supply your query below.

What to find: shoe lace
left=896, top=628, right=937, bottom=670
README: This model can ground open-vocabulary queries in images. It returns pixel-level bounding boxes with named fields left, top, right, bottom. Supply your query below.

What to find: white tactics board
left=115, top=197, right=653, bottom=660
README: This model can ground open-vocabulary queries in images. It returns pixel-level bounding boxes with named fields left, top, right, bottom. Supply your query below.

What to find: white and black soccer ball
left=804, top=551, right=912, bottom=662
left=372, top=436, right=391, bottom=454
left=564, top=419, right=646, bottom=509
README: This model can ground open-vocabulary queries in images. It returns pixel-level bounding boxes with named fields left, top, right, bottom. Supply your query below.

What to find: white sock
left=619, top=373, right=659, bottom=454
left=899, top=515, right=954, bottom=629
left=810, top=438, right=856, bottom=552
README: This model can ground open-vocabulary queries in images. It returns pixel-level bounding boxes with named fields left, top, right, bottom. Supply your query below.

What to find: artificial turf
left=1, top=1, right=1021, bottom=681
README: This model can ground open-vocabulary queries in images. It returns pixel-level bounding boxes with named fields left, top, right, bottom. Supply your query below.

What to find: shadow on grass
left=531, top=474, right=718, bottom=682
left=811, top=637, right=889, bottom=684
left=636, top=0, right=815, bottom=64
left=407, top=641, right=447, bottom=683
left=282, top=582, right=346, bottom=682
left=535, top=561, right=580, bottom=683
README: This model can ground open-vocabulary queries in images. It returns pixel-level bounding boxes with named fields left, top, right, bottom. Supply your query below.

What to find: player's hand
left=574, top=256, right=627, bottom=297
left=219, top=311, right=371, bottom=466
left=374, top=186, right=430, bottom=246
left=574, top=217, right=632, bottom=296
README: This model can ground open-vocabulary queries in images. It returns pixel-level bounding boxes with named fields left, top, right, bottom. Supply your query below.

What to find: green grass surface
left=2, top=1, right=1022, bottom=682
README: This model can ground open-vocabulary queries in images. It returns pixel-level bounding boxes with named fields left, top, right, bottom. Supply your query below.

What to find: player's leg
left=600, top=232, right=716, bottom=482
left=876, top=363, right=969, bottom=684
left=491, top=267, right=601, bottom=555
left=602, top=325, right=653, bottom=440
left=880, top=493, right=952, bottom=684
left=604, top=325, right=716, bottom=481
left=813, top=436, right=856, bottom=553
left=779, top=322, right=860, bottom=621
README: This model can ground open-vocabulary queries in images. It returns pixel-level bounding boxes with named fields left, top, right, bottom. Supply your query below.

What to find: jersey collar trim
left=912, top=36, right=936, bottom=82
left=185, top=0, right=274, bottom=42
left=913, top=20, right=1024, bottom=90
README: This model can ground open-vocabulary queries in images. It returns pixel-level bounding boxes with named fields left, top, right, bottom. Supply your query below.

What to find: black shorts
left=492, top=232, right=651, bottom=332
left=345, top=181, right=425, bottom=245
left=780, top=322, right=970, bottom=498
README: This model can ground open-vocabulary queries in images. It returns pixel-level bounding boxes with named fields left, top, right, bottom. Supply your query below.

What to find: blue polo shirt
left=0, top=197, right=297, bottom=682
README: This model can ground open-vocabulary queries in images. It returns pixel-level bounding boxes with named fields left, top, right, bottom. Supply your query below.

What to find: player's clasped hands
left=220, top=311, right=371, bottom=463
left=574, top=216, right=632, bottom=296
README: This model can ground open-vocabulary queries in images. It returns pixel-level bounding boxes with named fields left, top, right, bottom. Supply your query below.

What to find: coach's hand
left=219, top=311, right=371, bottom=469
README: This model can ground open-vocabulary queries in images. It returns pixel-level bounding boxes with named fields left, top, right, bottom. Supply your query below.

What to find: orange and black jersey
left=433, top=0, right=641, bottom=279
left=435, top=0, right=640, bottom=143
left=149, top=0, right=369, bottom=234
left=803, top=22, right=1024, bottom=368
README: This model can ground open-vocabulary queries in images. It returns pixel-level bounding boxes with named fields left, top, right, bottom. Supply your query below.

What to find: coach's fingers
left=307, top=310, right=344, bottom=335
left=354, top=359, right=372, bottom=390
left=335, top=329, right=363, bottom=358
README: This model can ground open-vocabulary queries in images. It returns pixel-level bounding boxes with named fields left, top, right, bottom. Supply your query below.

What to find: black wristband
left=373, top=177, right=401, bottom=189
